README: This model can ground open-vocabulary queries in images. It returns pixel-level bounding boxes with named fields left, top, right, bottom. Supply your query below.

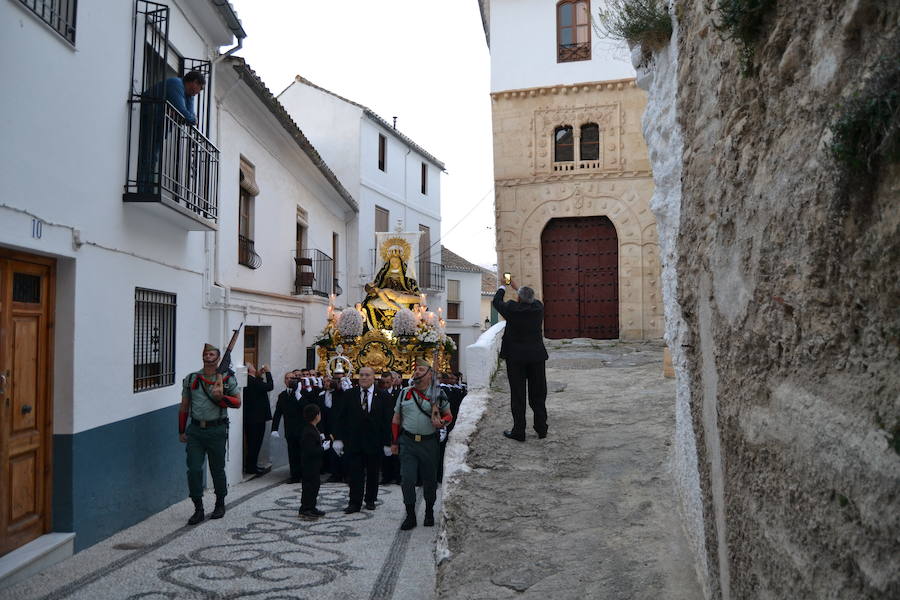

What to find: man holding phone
left=492, top=276, right=549, bottom=442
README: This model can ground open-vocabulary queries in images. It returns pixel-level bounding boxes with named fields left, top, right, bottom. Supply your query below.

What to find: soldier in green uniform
left=178, top=343, right=241, bottom=525
left=390, top=358, right=452, bottom=530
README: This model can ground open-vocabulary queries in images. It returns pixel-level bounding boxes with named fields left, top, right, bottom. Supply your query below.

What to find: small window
left=19, top=0, right=77, bottom=45
left=554, top=126, right=574, bottom=162
left=557, top=1, right=591, bottom=63
left=447, top=279, right=461, bottom=320
left=580, top=123, right=600, bottom=161
left=375, top=206, right=389, bottom=232
left=378, top=134, right=387, bottom=171
left=421, top=162, right=427, bottom=195
left=134, top=288, right=176, bottom=392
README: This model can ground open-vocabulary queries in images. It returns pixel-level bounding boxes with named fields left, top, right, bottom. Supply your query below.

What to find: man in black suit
left=243, top=363, right=273, bottom=475
left=334, top=366, right=392, bottom=513
left=271, top=370, right=307, bottom=483
left=492, top=279, right=549, bottom=442
left=379, top=371, right=403, bottom=485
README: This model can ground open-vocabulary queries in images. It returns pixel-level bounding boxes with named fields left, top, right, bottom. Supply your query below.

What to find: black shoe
left=326, top=475, right=343, bottom=483
left=187, top=507, right=205, bottom=525
left=343, top=505, right=361, bottom=514
left=288, top=477, right=301, bottom=484
left=537, top=432, right=548, bottom=439
left=400, top=505, right=417, bottom=531
left=365, top=502, right=376, bottom=510
left=423, top=507, right=435, bottom=527
left=503, top=430, right=525, bottom=442
left=210, top=501, right=226, bottom=519
left=311, top=508, right=326, bottom=517
left=298, top=508, right=319, bottom=520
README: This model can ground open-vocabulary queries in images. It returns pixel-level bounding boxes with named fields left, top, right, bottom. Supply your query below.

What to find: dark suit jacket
left=243, top=372, right=274, bottom=424
left=492, top=288, right=549, bottom=363
left=299, top=422, right=324, bottom=474
left=337, top=386, right=392, bottom=456
left=272, top=388, right=307, bottom=437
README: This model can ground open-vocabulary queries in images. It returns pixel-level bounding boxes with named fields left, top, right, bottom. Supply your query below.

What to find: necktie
left=361, top=389, right=367, bottom=412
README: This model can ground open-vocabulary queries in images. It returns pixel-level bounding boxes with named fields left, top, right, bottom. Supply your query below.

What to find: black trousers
left=286, top=434, right=303, bottom=480
left=243, top=421, right=266, bottom=470
left=506, top=359, right=548, bottom=436
left=381, top=454, right=401, bottom=483
left=300, top=458, right=321, bottom=510
left=345, top=452, right=381, bottom=507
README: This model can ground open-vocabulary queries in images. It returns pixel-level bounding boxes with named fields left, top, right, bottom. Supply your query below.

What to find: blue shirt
left=147, top=77, right=197, bottom=125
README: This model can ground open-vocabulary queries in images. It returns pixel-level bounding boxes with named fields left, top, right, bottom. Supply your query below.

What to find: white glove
left=332, top=440, right=344, bottom=456
left=322, top=440, right=332, bottom=451
left=439, top=427, right=447, bottom=442
left=270, top=430, right=281, bottom=438
left=383, top=446, right=392, bottom=457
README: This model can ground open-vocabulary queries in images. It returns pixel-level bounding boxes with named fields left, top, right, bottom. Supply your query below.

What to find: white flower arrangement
left=313, top=325, right=335, bottom=347
left=416, top=327, right=440, bottom=344
left=392, top=308, right=418, bottom=336
left=337, top=309, right=364, bottom=338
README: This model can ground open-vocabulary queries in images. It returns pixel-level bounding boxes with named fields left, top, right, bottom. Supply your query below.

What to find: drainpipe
left=212, top=0, right=247, bottom=63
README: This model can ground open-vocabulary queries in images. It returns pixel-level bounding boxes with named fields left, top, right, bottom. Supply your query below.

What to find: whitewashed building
left=0, top=0, right=247, bottom=566
left=278, top=78, right=447, bottom=313
left=441, top=247, right=491, bottom=374
left=213, top=57, right=357, bottom=473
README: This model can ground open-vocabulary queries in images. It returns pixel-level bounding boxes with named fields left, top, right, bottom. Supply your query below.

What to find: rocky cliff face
left=640, top=1, right=900, bottom=598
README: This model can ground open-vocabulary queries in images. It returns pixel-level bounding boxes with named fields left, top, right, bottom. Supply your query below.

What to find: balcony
left=294, top=249, right=334, bottom=297
left=418, top=261, right=445, bottom=292
left=238, top=235, right=262, bottom=269
left=123, top=101, right=219, bottom=231
left=558, top=42, right=590, bottom=63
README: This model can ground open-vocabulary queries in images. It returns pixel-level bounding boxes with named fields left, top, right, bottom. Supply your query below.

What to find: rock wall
left=640, top=0, right=900, bottom=598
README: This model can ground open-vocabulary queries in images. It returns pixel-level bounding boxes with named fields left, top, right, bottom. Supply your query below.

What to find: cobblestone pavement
left=1, top=475, right=439, bottom=600
left=437, top=340, right=703, bottom=599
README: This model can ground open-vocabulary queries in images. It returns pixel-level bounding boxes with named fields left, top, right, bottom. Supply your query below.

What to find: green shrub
left=713, top=0, right=777, bottom=75
left=595, top=0, right=673, bottom=52
left=830, top=53, right=900, bottom=176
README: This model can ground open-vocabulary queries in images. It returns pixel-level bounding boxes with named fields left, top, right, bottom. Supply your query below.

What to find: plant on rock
left=595, top=0, right=673, bottom=52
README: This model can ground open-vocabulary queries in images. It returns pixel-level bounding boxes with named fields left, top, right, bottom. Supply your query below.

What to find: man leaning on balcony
left=137, top=71, right=205, bottom=193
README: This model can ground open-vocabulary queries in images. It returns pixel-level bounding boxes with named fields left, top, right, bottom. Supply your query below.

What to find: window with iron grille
left=18, top=0, right=77, bottom=45
left=580, top=123, right=600, bottom=161
left=554, top=126, right=574, bottom=162
left=134, top=288, right=176, bottom=392
left=557, top=0, right=591, bottom=63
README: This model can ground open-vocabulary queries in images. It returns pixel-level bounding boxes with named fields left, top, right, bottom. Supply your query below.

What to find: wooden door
left=0, top=250, right=55, bottom=557
left=243, top=326, right=258, bottom=369
left=541, top=217, right=618, bottom=339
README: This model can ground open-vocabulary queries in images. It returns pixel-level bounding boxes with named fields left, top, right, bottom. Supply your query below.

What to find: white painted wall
left=444, top=270, right=485, bottom=372
left=634, top=14, right=710, bottom=598
left=279, top=79, right=444, bottom=308
left=0, top=0, right=232, bottom=436
left=489, top=0, right=635, bottom=92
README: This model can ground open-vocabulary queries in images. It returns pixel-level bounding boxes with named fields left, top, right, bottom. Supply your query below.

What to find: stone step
left=0, top=533, right=75, bottom=590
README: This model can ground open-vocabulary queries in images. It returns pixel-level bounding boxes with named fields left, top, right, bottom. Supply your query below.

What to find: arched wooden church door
left=541, top=216, right=619, bottom=339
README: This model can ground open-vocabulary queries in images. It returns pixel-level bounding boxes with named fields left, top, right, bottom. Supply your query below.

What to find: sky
left=227, top=0, right=498, bottom=270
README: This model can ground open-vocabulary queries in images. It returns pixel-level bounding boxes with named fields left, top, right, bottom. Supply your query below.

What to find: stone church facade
left=491, top=79, right=663, bottom=340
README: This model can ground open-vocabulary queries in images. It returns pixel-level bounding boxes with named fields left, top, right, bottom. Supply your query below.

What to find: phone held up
left=503, top=272, right=512, bottom=285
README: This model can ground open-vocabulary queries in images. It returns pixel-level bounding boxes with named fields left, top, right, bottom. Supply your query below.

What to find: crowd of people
left=240, top=360, right=467, bottom=528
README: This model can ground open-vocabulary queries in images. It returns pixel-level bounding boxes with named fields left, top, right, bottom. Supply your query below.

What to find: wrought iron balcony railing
left=123, top=100, right=219, bottom=230
left=558, top=42, right=591, bottom=63
left=418, top=261, right=445, bottom=292
left=294, top=248, right=334, bottom=297
left=238, top=235, right=262, bottom=269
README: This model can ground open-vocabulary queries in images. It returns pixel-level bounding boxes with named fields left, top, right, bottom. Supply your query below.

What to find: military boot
left=400, top=504, right=417, bottom=530
left=210, top=496, right=226, bottom=519
left=423, top=505, right=435, bottom=527
left=187, top=498, right=205, bottom=525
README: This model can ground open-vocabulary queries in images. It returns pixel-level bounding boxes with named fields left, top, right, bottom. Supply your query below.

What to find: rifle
left=211, top=322, right=243, bottom=403
left=217, top=322, right=244, bottom=375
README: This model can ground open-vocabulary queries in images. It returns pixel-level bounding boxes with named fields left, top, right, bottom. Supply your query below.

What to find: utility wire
left=416, top=185, right=495, bottom=260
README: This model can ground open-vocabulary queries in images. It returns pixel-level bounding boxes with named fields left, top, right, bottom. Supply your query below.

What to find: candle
left=420, top=293, right=426, bottom=307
